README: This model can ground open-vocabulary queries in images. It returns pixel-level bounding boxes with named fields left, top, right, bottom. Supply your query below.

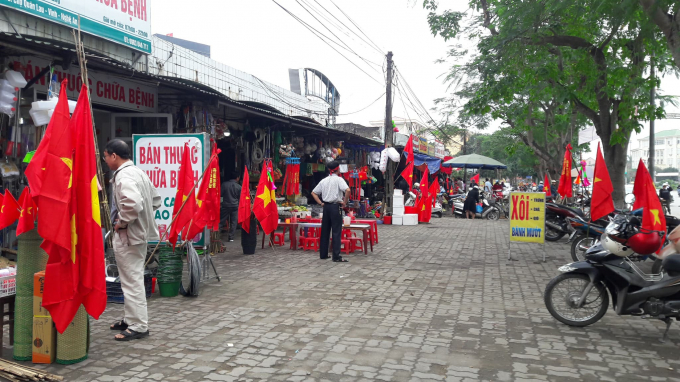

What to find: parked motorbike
left=452, top=192, right=501, bottom=220
left=543, top=209, right=680, bottom=341
left=566, top=216, right=607, bottom=262
left=545, top=202, right=585, bottom=242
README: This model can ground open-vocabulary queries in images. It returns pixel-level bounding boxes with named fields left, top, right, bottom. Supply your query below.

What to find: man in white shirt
left=484, top=178, right=493, bottom=193
left=311, top=161, right=351, bottom=262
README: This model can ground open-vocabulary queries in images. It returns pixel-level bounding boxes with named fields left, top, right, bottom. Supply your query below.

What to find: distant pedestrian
left=464, top=183, right=480, bottom=219
left=221, top=172, right=242, bottom=242
left=484, top=178, right=492, bottom=193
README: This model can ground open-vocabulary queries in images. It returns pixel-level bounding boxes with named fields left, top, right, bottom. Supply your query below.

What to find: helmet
left=627, top=230, right=663, bottom=255
left=414, top=183, right=420, bottom=189
left=601, top=234, right=633, bottom=257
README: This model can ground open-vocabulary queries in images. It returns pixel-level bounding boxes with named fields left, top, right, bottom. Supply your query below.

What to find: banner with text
left=12, top=56, right=157, bottom=112
left=133, top=133, right=210, bottom=246
left=0, top=0, right=151, bottom=53
left=509, top=192, right=546, bottom=244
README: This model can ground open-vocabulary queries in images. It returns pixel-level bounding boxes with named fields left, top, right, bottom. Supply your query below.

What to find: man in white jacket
left=104, top=139, right=161, bottom=341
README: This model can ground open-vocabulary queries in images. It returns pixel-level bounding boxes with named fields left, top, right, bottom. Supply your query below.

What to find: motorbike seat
left=566, top=206, right=585, bottom=217
left=585, top=250, right=620, bottom=263
left=663, top=254, right=680, bottom=277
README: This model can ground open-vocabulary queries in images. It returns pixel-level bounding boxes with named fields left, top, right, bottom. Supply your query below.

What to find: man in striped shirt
left=311, top=161, right=351, bottom=262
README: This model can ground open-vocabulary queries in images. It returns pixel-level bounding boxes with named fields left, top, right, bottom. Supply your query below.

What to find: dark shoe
left=110, top=320, right=128, bottom=331
left=320, top=256, right=330, bottom=260
left=114, top=329, right=149, bottom=341
left=332, top=257, right=349, bottom=263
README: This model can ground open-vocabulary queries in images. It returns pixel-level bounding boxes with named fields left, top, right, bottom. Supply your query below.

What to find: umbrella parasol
left=443, top=154, right=507, bottom=184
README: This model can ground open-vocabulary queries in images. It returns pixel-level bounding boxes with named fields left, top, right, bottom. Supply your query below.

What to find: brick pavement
left=5, top=218, right=680, bottom=381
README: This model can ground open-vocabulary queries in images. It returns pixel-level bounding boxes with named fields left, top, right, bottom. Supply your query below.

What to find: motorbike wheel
left=433, top=212, right=443, bottom=218
left=485, top=208, right=500, bottom=221
left=570, top=235, right=596, bottom=262
left=544, top=273, right=608, bottom=327
left=545, top=219, right=566, bottom=242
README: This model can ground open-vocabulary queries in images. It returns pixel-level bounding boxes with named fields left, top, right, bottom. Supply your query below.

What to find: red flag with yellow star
left=590, top=143, right=615, bottom=221
left=400, top=161, right=414, bottom=190
left=253, top=160, right=278, bottom=234
left=168, top=142, right=196, bottom=248
left=185, top=147, right=221, bottom=240
left=16, top=187, right=36, bottom=236
left=0, top=190, right=21, bottom=230
left=404, top=135, right=414, bottom=164
left=633, top=159, right=666, bottom=252
left=238, top=166, right=252, bottom=234
left=558, top=144, right=573, bottom=198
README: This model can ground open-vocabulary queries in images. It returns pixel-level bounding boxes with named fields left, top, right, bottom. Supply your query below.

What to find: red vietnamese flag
left=471, top=173, right=480, bottom=184
left=0, top=191, right=21, bottom=230
left=168, top=142, right=197, bottom=248
left=210, top=143, right=221, bottom=231
left=544, top=174, right=551, bottom=197
left=633, top=160, right=666, bottom=252
left=429, top=177, right=440, bottom=209
left=238, top=166, right=252, bottom=233
left=25, top=80, right=73, bottom=253
left=185, top=148, right=221, bottom=240
left=42, top=84, right=107, bottom=333
left=253, top=160, right=278, bottom=234
left=17, top=187, right=36, bottom=236
left=590, top=143, right=615, bottom=221
left=404, top=135, right=414, bottom=164
left=558, top=144, right=573, bottom=198
left=400, top=161, right=414, bottom=190
left=417, top=169, right=431, bottom=223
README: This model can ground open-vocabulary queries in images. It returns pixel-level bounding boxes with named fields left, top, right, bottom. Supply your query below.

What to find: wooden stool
left=0, top=295, right=15, bottom=354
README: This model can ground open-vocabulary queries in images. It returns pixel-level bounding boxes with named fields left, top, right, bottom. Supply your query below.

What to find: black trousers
left=319, top=203, right=342, bottom=259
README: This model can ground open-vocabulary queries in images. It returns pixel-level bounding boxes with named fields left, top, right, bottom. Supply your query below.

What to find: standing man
left=104, top=139, right=161, bottom=341
left=484, top=178, right=493, bottom=193
left=311, top=161, right=351, bottom=263
left=660, top=182, right=673, bottom=215
left=221, top=172, right=241, bottom=242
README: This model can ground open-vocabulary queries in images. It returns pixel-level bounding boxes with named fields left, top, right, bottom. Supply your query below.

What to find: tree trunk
left=602, top=141, right=630, bottom=207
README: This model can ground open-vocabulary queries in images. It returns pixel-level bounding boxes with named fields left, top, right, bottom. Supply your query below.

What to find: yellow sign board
left=509, top=192, right=546, bottom=244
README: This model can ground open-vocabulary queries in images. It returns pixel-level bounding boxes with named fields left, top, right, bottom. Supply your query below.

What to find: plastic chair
left=303, top=237, right=320, bottom=251
left=331, top=238, right=352, bottom=254
left=348, top=237, right=363, bottom=253
left=271, top=232, right=285, bottom=247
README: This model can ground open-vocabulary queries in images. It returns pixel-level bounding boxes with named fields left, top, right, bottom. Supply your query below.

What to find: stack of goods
left=392, top=190, right=405, bottom=225
left=157, top=247, right=184, bottom=297
left=56, top=307, right=88, bottom=364
left=0, top=257, right=17, bottom=298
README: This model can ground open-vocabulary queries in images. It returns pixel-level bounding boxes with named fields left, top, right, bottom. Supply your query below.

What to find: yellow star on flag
left=257, top=185, right=272, bottom=207
left=594, top=177, right=602, bottom=183
left=651, top=209, right=661, bottom=225
left=61, top=157, right=73, bottom=188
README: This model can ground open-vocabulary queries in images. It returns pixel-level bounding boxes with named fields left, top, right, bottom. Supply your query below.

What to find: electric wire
left=311, top=0, right=385, bottom=56
left=335, top=92, right=386, bottom=116
left=329, top=0, right=385, bottom=54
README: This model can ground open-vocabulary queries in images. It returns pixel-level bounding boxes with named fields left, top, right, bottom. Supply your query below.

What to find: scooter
left=544, top=209, right=680, bottom=342
left=544, top=201, right=585, bottom=241
left=452, top=192, right=501, bottom=220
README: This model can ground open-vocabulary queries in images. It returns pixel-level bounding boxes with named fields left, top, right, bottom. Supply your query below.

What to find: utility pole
left=649, top=54, right=656, bottom=182
left=384, top=51, right=394, bottom=216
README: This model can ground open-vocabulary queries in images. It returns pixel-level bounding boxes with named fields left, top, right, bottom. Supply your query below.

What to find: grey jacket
left=222, top=180, right=241, bottom=209
left=111, top=161, right=162, bottom=245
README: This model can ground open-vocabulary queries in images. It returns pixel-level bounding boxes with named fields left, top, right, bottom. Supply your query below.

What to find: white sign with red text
left=11, top=57, right=157, bottom=113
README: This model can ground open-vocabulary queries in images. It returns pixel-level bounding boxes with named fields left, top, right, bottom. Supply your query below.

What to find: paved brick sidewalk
left=6, top=218, right=680, bottom=381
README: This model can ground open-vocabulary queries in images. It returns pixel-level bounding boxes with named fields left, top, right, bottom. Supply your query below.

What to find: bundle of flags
left=400, top=135, right=415, bottom=189
left=166, top=142, right=221, bottom=247
left=23, top=80, right=106, bottom=333
left=238, top=160, right=279, bottom=235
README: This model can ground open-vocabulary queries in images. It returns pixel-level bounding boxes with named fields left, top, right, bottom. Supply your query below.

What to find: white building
left=630, top=129, right=680, bottom=169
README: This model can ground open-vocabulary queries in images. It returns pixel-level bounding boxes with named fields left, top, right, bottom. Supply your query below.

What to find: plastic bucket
left=158, top=281, right=180, bottom=297
left=383, top=216, right=392, bottom=225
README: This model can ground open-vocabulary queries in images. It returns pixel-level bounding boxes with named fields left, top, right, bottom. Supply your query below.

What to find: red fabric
left=25, top=80, right=73, bottom=253
left=238, top=166, right=252, bottom=233
left=633, top=160, right=666, bottom=252
left=471, top=174, right=480, bottom=184
left=417, top=169, right=431, bottom=223
left=590, top=143, right=615, bottom=221
left=0, top=191, right=20, bottom=230
left=253, top=160, right=278, bottom=235
left=544, top=174, right=551, bottom=197
left=16, top=187, right=36, bottom=236
left=401, top=162, right=414, bottom=189
left=44, top=85, right=107, bottom=334
left=210, top=142, right=221, bottom=231
left=404, top=135, right=414, bottom=164
left=168, top=142, right=197, bottom=248
left=185, top=147, right=221, bottom=240
left=558, top=144, right=573, bottom=198
left=429, top=177, right=440, bottom=207
left=284, top=163, right=300, bottom=196
left=440, top=166, right=452, bottom=175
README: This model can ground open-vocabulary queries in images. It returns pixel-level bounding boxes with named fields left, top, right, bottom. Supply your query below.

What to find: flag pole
left=143, top=152, right=218, bottom=267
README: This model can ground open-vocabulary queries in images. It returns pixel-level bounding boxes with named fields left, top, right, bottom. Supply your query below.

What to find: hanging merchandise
left=386, top=147, right=400, bottom=162
left=379, top=148, right=389, bottom=172
left=283, top=156, right=301, bottom=196
left=369, top=151, right=381, bottom=169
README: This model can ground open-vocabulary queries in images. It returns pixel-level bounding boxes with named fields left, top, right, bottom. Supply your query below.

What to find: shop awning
left=414, top=153, right=442, bottom=174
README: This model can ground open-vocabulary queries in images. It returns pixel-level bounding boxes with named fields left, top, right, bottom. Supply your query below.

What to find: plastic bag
left=379, top=149, right=389, bottom=172
left=476, top=204, right=483, bottom=213
left=386, top=147, right=400, bottom=162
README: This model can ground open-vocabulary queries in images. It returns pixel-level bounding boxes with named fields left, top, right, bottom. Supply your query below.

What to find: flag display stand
left=507, top=192, right=547, bottom=263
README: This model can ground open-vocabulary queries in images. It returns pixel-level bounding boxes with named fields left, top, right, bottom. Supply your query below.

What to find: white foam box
left=403, top=214, right=418, bottom=226
left=393, top=216, right=403, bottom=225
left=394, top=189, right=403, bottom=196
left=393, top=206, right=405, bottom=216
left=393, top=195, right=404, bottom=207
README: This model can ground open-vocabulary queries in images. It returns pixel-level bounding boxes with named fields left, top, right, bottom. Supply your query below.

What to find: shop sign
left=0, top=0, right=151, bottom=53
left=509, top=192, right=545, bottom=244
left=427, top=142, right=436, bottom=156
left=133, top=133, right=210, bottom=246
left=435, top=141, right=445, bottom=159
left=412, top=135, right=420, bottom=153
left=419, top=137, right=428, bottom=153
left=12, top=57, right=157, bottom=113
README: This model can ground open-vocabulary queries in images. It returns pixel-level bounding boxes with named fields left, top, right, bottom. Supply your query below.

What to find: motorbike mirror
left=624, top=193, right=635, bottom=204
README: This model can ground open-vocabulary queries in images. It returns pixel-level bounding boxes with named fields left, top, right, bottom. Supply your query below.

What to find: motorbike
left=545, top=200, right=585, bottom=242
left=566, top=216, right=608, bottom=262
left=452, top=191, right=501, bottom=220
left=544, top=209, right=680, bottom=341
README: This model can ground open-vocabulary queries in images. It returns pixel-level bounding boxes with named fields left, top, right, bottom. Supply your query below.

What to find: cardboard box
left=393, top=206, right=405, bottom=217
left=403, top=214, right=418, bottom=226
left=32, top=316, right=56, bottom=364
left=393, top=196, right=404, bottom=208
left=33, top=271, right=48, bottom=317
left=393, top=217, right=403, bottom=225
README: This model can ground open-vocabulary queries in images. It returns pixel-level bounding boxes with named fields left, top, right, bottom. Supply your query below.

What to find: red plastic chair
left=271, top=232, right=285, bottom=247
left=303, top=237, right=320, bottom=251
left=348, top=237, right=363, bottom=253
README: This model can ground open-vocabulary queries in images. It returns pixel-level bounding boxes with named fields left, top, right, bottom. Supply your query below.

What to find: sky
left=149, top=0, right=458, bottom=127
